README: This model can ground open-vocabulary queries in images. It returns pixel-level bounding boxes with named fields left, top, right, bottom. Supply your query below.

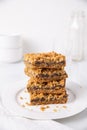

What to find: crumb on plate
left=20, top=96, right=23, bottom=100
left=53, top=109, right=57, bottom=112
left=62, top=106, right=67, bottom=109
left=40, top=105, right=49, bottom=111
left=25, top=102, right=30, bottom=106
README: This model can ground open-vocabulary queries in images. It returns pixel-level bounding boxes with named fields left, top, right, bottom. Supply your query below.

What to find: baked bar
left=24, top=51, right=68, bottom=105
left=29, top=92, right=68, bottom=105
left=27, top=79, right=66, bottom=93
left=25, top=67, right=68, bottom=82
left=24, top=51, right=66, bottom=69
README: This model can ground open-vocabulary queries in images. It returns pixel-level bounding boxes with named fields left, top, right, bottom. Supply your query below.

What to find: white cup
left=0, top=34, right=22, bottom=48
left=0, top=34, right=23, bottom=63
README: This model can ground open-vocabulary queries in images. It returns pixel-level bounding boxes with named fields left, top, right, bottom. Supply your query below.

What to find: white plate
left=1, top=80, right=87, bottom=119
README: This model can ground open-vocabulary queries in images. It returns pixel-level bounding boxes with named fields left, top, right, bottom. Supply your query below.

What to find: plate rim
left=1, top=80, right=87, bottom=119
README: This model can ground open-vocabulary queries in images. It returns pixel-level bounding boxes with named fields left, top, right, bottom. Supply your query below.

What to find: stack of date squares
left=24, top=51, right=68, bottom=105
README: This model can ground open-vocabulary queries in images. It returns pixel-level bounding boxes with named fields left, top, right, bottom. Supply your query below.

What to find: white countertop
left=0, top=60, right=87, bottom=130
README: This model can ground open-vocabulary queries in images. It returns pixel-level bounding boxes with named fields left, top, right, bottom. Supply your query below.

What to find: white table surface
left=0, top=60, right=87, bottom=130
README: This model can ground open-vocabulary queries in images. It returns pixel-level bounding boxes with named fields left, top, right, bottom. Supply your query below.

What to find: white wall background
left=0, top=0, right=87, bottom=57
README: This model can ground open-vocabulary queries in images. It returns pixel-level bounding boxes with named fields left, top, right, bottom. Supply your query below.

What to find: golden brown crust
left=24, top=62, right=65, bottom=69
left=25, top=67, right=68, bottom=82
left=27, top=79, right=66, bottom=89
left=27, top=87, right=66, bottom=94
left=24, top=51, right=65, bottom=63
left=24, top=51, right=66, bottom=68
left=30, top=92, right=68, bottom=105
left=24, top=67, right=65, bottom=75
left=24, top=51, right=68, bottom=105
left=30, top=98, right=67, bottom=105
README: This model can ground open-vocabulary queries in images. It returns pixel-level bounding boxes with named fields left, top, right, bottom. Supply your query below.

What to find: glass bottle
left=69, top=11, right=85, bottom=61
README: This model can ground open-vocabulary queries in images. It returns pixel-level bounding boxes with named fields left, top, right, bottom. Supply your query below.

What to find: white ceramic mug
left=0, top=34, right=22, bottom=48
left=0, top=34, right=23, bottom=63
